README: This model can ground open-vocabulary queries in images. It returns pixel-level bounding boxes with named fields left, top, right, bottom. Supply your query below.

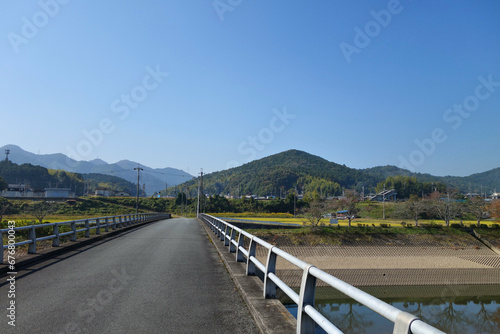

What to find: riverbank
left=248, top=227, right=500, bottom=287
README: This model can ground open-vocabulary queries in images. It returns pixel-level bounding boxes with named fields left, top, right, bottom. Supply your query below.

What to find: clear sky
left=1, top=1, right=499, bottom=177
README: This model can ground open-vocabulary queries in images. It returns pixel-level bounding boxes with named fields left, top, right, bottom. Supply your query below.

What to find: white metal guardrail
left=1, top=213, right=170, bottom=264
left=199, top=213, right=446, bottom=334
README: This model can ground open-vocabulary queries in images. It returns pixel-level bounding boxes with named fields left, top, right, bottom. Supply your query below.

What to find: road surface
left=0, top=218, right=259, bottom=333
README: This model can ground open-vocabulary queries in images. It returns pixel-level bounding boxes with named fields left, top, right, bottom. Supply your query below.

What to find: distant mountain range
left=3, top=145, right=499, bottom=198
left=0, top=145, right=194, bottom=195
left=168, top=150, right=500, bottom=197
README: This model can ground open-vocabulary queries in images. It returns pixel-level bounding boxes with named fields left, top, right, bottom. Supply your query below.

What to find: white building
left=45, top=188, right=72, bottom=198
left=95, top=188, right=113, bottom=197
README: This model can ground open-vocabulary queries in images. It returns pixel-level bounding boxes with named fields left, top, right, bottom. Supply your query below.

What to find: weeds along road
left=0, top=218, right=259, bottom=334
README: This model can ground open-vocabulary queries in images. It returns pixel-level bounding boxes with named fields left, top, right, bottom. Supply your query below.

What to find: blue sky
left=1, top=0, right=499, bottom=177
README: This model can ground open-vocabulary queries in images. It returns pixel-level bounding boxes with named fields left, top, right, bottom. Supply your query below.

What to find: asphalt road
left=0, top=218, right=260, bottom=334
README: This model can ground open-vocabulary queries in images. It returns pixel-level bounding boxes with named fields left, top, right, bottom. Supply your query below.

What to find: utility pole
left=197, top=177, right=201, bottom=218
left=383, top=184, right=386, bottom=220
left=197, top=170, right=204, bottom=218
left=200, top=169, right=204, bottom=214
left=294, top=187, right=297, bottom=218
left=134, top=164, right=143, bottom=214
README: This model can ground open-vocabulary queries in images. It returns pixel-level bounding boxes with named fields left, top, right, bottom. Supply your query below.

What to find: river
left=283, top=285, right=500, bottom=333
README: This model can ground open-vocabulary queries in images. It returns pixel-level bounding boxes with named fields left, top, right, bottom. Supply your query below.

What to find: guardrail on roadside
left=1, top=213, right=170, bottom=264
left=199, top=213, right=446, bottom=334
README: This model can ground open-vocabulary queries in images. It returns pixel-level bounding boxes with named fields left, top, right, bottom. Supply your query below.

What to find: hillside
left=0, top=144, right=194, bottom=195
left=168, top=150, right=380, bottom=197
left=169, top=150, right=500, bottom=198
left=0, top=160, right=138, bottom=196
left=363, top=165, right=500, bottom=193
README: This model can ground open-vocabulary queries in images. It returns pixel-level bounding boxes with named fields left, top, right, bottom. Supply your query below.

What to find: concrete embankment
left=249, top=231, right=500, bottom=288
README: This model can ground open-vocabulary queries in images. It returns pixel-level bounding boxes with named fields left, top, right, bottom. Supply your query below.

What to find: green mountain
left=169, top=150, right=500, bottom=198
left=169, top=150, right=380, bottom=197
left=441, top=168, right=500, bottom=193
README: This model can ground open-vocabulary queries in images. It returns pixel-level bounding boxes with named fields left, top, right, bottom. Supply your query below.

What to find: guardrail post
left=96, top=218, right=101, bottom=235
left=71, top=221, right=77, bottom=241
left=229, top=228, right=237, bottom=253
left=104, top=218, right=109, bottom=232
left=297, top=265, right=317, bottom=334
left=118, top=216, right=123, bottom=228
left=236, top=232, right=245, bottom=262
left=216, top=221, right=221, bottom=237
left=28, top=225, right=37, bottom=254
left=112, top=217, right=117, bottom=230
left=220, top=223, right=226, bottom=241
left=52, top=224, right=60, bottom=247
left=264, top=247, right=277, bottom=299
left=224, top=226, right=231, bottom=246
left=246, top=237, right=257, bottom=276
left=85, top=219, right=90, bottom=238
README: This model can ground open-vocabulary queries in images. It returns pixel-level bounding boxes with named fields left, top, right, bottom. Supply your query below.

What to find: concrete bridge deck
left=0, top=218, right=260, bottom=333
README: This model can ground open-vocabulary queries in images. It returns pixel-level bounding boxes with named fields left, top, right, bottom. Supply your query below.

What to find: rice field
left=216, top=216, right=497, bottom=228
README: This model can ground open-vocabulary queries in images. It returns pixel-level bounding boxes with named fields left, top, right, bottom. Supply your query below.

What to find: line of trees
left=303, top=190, right=497, bottom=228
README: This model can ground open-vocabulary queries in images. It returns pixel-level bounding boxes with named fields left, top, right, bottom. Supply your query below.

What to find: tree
left=488, top=200, right=500, bottom=222
left=336, top=190, right=359, bottom=227
left=395, top=195, right=426, bottom=226
left=175, top=192, right=187, bottom=206
left=468, top=197, right=488, bottom=227
left=0, top=175, right=7, bottom=191
left=205, top=194, right=231, bottom=213
left=29, top=201, right=57, bottom=223
left=376, top=175, right=422, bottom=199
left=303, top=198, right=331, bottom=229
left=426, top=191, right=459, bottom=227
left=0, top=198, right=11, bottom=221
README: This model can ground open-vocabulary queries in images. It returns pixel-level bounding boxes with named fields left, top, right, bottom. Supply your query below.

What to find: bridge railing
left=1, top=213, right=170, bottom=264
left=199, top=213, right=446, bottom=334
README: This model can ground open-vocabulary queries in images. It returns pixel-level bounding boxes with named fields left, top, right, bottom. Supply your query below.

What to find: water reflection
left=284, top=285, right=500, bottom=334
